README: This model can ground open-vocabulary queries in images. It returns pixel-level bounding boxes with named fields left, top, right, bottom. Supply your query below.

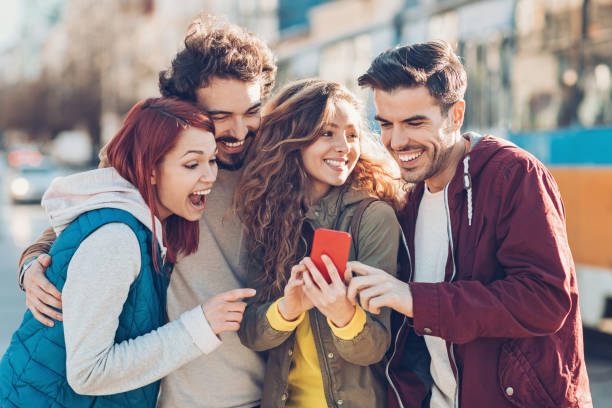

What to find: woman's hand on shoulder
left=301, top=256, right=355, bottom=328
left=24, top=254, right=63, bottom=327
left=278, top=263, right=314, bottom=321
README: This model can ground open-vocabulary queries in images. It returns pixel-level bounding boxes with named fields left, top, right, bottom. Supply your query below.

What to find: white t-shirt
left=414, top=185, right=457, bottom=408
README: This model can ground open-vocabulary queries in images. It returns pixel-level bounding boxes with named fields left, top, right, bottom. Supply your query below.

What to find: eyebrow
left=374, top=114, right=428, bottom=123
left=207, top=102, right=262, bottom=116
left=181, top=150, right=203, bottom=158
left=402, top=115, right=428, bottom=123
left=181, top=147, right=218, bottom=158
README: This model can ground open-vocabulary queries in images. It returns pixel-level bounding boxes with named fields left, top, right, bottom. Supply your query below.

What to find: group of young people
left=0, top=14, right=592, bottom=408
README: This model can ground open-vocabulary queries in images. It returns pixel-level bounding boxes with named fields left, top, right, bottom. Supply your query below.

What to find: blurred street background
left=1, top=0, right=611, bottom=405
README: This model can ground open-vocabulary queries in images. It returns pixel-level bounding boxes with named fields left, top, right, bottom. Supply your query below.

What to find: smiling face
left=195, top=77, right=262, bottom=170
left=153, top=127, right=218, bottom=221
left=301, top=99, right=361, bottom=202
left=373, top=86, right=465, bottom=192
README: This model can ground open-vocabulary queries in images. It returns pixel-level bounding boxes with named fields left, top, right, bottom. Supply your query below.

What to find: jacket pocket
left=497, top=340, right=557, bottom=408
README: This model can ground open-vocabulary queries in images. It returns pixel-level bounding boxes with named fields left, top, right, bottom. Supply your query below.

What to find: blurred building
left=275, top=0, right=405, bottom=105
left=274, top=0, right=516, bottom=133
left=513, top=0, right=612, bottom=131
left=5, top=0, right=611, bottom=139
left=274, top=0, right=612, bottom=135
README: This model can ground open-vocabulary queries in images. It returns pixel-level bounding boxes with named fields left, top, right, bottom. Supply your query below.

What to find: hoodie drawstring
left=463, top=155, right=473, bottom=226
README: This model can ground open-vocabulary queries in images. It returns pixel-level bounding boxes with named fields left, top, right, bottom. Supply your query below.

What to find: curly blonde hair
left=234, top=79, right=403, bottom=301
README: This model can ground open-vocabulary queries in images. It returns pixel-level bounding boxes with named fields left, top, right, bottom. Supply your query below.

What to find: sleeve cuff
left=328, top=305, right=366, bottom=340
left=266, top=298, right=305, bottom=332
left=19, top=257, right=37, bottom=291
left=180, top=306, right=222, bottom=355
left=409, top=282, right=441, bottom=337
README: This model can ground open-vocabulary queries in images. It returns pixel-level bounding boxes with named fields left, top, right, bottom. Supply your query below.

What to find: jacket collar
left=404, top=132, right=494, bottom=221
left=305, top=185, right=372, bottom=228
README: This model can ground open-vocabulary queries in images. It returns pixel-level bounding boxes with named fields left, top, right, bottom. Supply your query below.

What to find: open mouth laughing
left=189, top=188, right=212, bottom=210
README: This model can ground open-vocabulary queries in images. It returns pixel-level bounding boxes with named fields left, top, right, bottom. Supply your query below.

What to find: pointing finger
left=347, top=261, right=381, bottom=276
left=220, top=288, right=256, bottom=302
left=347, top=275, right=380, bottom=302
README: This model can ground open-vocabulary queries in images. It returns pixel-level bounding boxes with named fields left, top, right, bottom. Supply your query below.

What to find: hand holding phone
left=278, top=264, right=314, bottom=321
left=310, top=228, right=352, bottom=284
left=301, top=255, right=356, bottom=328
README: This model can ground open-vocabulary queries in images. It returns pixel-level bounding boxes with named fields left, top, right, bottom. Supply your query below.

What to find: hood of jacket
left=42, top=167, right=166, bottom=256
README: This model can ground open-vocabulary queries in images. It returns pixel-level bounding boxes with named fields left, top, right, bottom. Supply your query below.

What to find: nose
left=230, top=116, right=249, bottom=141
left=333, top=133, right=350, bottom=153
left=201, top=162, right=218, bottom=184
left=390, top=127, right=408, bottom=151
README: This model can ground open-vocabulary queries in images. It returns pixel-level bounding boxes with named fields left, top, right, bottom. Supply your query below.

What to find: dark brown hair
left=234, top=79, right=401, bottom=301
left=159, top=14, right=277, bottom=102
left=358, top=40, right=467, bottom=112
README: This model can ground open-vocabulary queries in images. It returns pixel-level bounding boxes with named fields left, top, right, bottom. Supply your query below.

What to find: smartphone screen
left=310, top=228, right=352, bottom=284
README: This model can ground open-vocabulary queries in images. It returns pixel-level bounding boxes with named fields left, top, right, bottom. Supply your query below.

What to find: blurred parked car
left=6, top=148, right=66, bottom=204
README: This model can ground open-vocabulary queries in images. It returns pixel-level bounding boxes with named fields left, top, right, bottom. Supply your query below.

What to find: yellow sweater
left=266, top=298, right=367, bottom=407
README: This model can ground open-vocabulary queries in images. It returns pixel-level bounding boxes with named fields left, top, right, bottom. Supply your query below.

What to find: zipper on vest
left=444, top=184, right=460, bottom=408
left=385, top=228, right=412, bottom=408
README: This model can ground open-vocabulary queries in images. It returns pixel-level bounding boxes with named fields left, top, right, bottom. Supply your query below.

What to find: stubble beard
left=216, top=131, right=256, bottom=171
left=398, top=140, right=456, bottom=185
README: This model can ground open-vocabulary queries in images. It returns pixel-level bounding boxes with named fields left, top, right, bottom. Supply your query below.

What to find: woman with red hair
left=0, top=97, right=254, bottom=408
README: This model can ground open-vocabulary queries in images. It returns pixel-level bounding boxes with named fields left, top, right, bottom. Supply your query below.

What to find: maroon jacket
left=388, top=134, right=592, bottom=408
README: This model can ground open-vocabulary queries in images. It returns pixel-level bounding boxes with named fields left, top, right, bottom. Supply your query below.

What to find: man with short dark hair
left=18, top=15, right=276, bottom=408
left=348, top=40, right=592, bottom=408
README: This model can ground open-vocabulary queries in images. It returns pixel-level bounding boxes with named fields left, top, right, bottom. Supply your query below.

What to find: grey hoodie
left=41, top=167, right=221, bottom=396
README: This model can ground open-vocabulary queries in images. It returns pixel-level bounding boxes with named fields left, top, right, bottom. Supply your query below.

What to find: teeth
left=398, top=151, right=423, bottom=162
left=324, top=159, right=347, bottom=167
left=192, top=189, right=212, bottom=195
left=223, top=140, right=245, bottom=148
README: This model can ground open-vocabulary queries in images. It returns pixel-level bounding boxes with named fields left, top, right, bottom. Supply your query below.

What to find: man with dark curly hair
left=17, top=14, right=276, bottom=408
left=159, top=15, right=276, bottom=170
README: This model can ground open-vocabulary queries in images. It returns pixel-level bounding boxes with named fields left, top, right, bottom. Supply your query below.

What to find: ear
left=151, top=169, right=157, bottom=185
left=449, top=100, right=465, bottom=131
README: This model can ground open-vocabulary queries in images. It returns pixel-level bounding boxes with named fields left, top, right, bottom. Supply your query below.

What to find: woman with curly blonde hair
left=235, top=78, right=404, bottom=408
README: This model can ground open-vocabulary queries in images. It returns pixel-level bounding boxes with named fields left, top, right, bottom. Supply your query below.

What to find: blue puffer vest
left=0, top=208, right=168, bottom=408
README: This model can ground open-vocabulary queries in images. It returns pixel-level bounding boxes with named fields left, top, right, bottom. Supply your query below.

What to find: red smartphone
left=310, top=228, right=352, bottom=284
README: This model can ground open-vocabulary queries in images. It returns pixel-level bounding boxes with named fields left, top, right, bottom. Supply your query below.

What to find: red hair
left=106, top=97, right=214, bottom=268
